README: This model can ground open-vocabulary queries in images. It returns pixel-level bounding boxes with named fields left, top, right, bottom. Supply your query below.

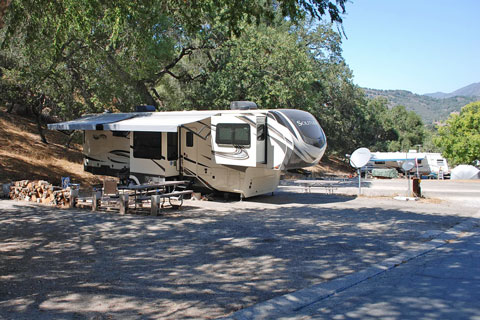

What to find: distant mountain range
left=363, top=82, right=480, bottom=124
left=424, top=82, right=480, bottom=99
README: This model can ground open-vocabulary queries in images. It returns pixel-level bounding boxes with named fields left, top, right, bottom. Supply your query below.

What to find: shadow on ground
left=248, top=192, right=355, bottom=205
left=283, top=233, right=480, bottom=320
left=0, top=196, right=474, bottom=319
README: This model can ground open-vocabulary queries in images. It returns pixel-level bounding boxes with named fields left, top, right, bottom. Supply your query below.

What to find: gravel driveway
left=0, top=192, right=477, bottom=319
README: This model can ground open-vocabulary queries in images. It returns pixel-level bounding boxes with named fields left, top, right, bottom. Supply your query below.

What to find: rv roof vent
left=135, top=105, right=156, bottom=112
left=230, top=101, right=258, bottom=110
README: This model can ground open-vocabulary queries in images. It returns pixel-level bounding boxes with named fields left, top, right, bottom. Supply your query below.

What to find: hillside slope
left=0, top=108, right=100, bottom=187
left=363, top=88, right=479, bottom=123
left=425, top=82, right=480, bottom=99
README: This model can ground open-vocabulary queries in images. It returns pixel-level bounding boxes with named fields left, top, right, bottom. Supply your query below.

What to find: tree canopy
left=0, top=0, right=434, bottom=158
left=435, top=102, right=480, bottom=166
left=0, top=0, right=346, bottom=113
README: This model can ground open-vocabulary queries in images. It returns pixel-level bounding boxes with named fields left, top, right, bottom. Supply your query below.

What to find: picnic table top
left=118, top=180, right=188, bottom=191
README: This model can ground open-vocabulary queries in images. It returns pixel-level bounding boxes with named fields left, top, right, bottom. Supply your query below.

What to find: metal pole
left=406, top=171, right=411, bottom=197
left=358, top=168, right=361, bottom=195
left=416, top=158, right=419, bottom=178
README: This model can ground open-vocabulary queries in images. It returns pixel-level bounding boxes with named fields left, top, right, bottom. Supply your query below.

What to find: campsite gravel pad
left=0, top=194, right=477, bottom=319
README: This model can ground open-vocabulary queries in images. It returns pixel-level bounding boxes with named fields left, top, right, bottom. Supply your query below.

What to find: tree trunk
left=103, top=50, right=158, bottom=108
left=136, top=81, right=157, bottom=107
left=32, top=94, right=48, bottom=144
left=65, top=132, right=75, bottom=148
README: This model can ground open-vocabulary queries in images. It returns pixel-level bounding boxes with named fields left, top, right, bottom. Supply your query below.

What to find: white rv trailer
left=368, top=151, right=449, bottom=176
left=48, top=104, right=327, bottom=198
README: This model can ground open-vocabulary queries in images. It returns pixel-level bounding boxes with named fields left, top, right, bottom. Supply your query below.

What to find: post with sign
left=349, top=148, right=371, bottom=195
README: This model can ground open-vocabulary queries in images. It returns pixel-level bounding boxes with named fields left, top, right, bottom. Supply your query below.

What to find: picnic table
left=90, top=180, right=193, bottom=215
left=293, top=179, right=347, bottom=194
left=122, top=181, right=191, bottom=209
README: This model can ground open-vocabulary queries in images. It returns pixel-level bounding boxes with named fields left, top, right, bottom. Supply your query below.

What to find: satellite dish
left=350, top=148, right=371, bottom=169
left=402, top=160, right=415, bottom=171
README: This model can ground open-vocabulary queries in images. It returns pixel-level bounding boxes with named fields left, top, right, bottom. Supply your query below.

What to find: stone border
left=222, top=216, right=480, bottom=320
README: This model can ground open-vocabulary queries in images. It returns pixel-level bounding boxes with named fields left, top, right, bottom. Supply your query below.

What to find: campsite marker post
left=402, top=160, right=415, bottom=197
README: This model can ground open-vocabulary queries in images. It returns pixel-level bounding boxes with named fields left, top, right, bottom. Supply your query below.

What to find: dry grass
left=307, top=155, right=354, bottom=177
left=0, top=108, right=101, bottom=188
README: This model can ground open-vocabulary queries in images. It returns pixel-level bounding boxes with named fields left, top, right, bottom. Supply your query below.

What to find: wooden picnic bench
left=149, top=190, right=194, bottom=215
left=83, top=180, right=193, bottom=215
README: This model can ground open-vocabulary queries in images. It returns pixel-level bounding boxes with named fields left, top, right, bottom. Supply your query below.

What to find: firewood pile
left=8, top=180, right=76, bottom=207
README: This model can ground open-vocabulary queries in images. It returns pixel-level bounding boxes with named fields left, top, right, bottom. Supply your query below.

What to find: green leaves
left=1, top=0, right=347, bottom=117
left=435, top=102, right=480, bottom=166
left=168, top=20, right=333, bottom=110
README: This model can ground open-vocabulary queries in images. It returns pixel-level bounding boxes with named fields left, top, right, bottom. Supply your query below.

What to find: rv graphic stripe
left=84, top=156, right=103, bottom=162
left=183, top=157, right=209, bottom=168
left=266, top=125, right=284, bottom=140
left=236, top=116, right=256, bottom=127
left=110, top=150, right=130, bottom=157
left=107, top=157, right=128, bottom=164
left=270, top=111, right=299, bottom=139
left=269, top=136, right=287, bottom=150
left=267, top=124, right=293, bottom=146
left=293, top=145, right=312, bottom=162
left=212, top=148, right=249, bottom=160
left=183, top=168, right=214, bottom=190
left=151, top=160, right=165, bottom=172
left=182, top=126, right=209, bottom=141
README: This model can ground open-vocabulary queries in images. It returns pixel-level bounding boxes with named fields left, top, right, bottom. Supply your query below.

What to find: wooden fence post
left=119, top=194, right=129, bottom=215
left=92, top=192, right=99, bottom=211
left=151, top=195, right=160, bottom=216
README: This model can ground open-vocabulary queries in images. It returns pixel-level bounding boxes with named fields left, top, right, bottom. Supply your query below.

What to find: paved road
left=280, top=228, right=480, bottom=320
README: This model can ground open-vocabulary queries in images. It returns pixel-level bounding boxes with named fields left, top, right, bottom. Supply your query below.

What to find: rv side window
left=186, top=131, right=194, bottom=147
left=437, top=159, right=444, bottom=165
left=133, top=132, right=162, bottom=159
left=167, top=132, right=178, bottom=160
left=216, top=123, right=250, bottom=146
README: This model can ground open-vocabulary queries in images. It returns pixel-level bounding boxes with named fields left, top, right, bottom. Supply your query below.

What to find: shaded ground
left=279, top=230, right=480, bottom=320
left=0, top=193, right=477, bottom=319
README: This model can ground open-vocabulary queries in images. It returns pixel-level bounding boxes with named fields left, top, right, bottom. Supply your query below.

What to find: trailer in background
left=367, top=151, right=449, bottom=178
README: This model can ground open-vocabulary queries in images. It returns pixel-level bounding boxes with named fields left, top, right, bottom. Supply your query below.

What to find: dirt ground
left=1, top=191, right=478, bottom=320
left=0, top=109, right=101, bottom=188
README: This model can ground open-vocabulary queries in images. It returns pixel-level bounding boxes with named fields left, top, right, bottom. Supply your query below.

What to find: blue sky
left=340, top=0, right=480, bottom=95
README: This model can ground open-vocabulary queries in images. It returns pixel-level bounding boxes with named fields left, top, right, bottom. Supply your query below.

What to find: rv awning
left=48, top=111, right=219, bottom=132
left=47, top=113, right=135, bottom=131
left=102, top=113, right=215, bottom=132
